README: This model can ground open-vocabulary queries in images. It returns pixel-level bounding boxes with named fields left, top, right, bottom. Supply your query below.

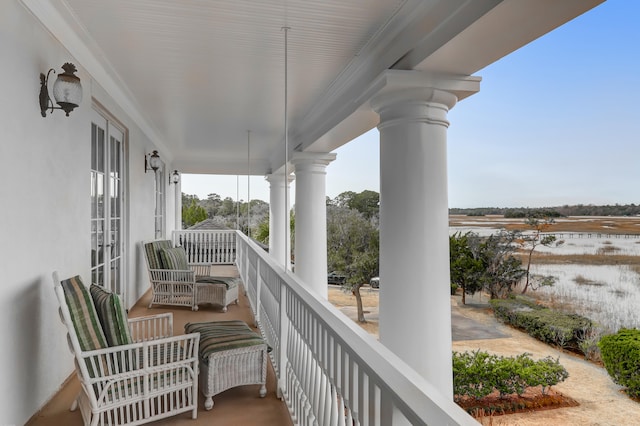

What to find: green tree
left=480, top=231, right=526, bottom=299
left=331, top=190, right=380, bottom=220
left=326, top=205, right=379, bottom=322
left=449, top=232, right=485, bottom=304
left=202, top=193, right=222, bottom=218
left=254, top=216, right=270, bottom=244
left=182, top=193, right=200, bottom=207
left=182, top=199, right=207, bottom=227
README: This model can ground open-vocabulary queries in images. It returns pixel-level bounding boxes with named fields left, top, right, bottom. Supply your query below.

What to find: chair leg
left=204, top=396, right=214, bottom=410
left=259, top=384, right=267, bottom=398
left=70, top=394, right=79, bottom=411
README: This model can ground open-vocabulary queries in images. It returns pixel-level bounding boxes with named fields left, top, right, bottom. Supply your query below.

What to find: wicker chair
left=142, top=240, right=239, bottom=311
left=52, top=272, right=200, bottom=425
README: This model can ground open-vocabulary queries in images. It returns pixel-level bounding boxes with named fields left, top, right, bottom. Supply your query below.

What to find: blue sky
left=183, top=0, right=639, bottom=209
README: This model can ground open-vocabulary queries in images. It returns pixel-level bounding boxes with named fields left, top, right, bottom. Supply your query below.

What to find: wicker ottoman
left=184, top=320, right=268, bottom=410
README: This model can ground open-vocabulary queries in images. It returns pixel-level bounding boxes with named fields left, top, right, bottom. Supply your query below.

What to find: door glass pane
left=91, top=111, right=125, bottom=298
left=96, top=127, right=105, bottom=173
left=91, top=124, right=97, bottom=170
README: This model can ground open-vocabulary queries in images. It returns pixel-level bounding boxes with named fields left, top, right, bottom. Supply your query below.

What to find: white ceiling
left=23, top=0, right=604, bottom=175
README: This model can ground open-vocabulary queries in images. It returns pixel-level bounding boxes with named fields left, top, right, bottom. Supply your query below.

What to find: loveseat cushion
left=160, top=246, right=190, bottom=270
left=90, top=284, right=133, bottom=346
left=60, top=275, right=107, bottom=351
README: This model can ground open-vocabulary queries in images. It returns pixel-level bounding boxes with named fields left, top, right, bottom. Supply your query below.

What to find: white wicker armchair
left=53, top=272, right=200, bottom=426
left=142, top=240, right=239, bottom=312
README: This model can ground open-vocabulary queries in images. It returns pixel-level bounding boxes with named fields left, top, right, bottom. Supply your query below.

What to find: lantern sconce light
left=169, top=170, right=180, bottom=185
left=40, top=62, right=83, bottom=117
left=145, top=150, right=161, bottom=174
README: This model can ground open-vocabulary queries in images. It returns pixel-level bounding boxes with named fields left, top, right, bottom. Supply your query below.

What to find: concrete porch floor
left=27, top=266, right=293, bottom=426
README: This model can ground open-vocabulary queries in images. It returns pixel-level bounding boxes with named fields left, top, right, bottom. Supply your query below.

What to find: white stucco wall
left=0, top=3, right=174, bottom=423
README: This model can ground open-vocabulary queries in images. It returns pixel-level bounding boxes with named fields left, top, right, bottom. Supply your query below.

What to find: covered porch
left=29, top=231, right=472, bottom=425
left=2, top=1, right=605, bottom=424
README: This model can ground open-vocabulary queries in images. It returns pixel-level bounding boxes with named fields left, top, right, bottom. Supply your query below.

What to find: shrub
left=598, top=328, right=640, bottom=397
left=450, top=282, right=459, bottom=295
left=453, top=350, right=568, bottom=402
left=490, top=296, right=592, bottom=353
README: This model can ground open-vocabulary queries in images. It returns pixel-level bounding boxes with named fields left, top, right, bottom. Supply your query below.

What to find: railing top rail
left=174, top=229, right=236, bottom=234
left=237, top=231, right=476, bottom=425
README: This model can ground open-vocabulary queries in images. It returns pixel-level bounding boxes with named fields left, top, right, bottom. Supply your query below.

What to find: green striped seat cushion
left=90, top=284, right=133, bottom=346
left=195, top=276, right=239, bottom=289
left=144, top=240, right=173, bottom=270
left=184, top=320, right=268, bottom=364
left=60, top=276, right=107, bottom=351
left=159, top=247, right=190, bottom=270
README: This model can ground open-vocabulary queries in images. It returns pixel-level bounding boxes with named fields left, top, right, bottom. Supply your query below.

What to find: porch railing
left=236, top=232, right=477, bottom=426
left=172, top=230, right=237, bottom=264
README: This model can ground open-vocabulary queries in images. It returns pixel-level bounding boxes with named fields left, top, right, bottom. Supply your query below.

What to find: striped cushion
left=184, top=320, right=268, bottom=364
left=60, top=276, right=107, bottom=351
left=160, top=247, right=190, bottom=270
left=144, top=240, right=172, bottom=270
left=90, top=284, right=133, bottom=346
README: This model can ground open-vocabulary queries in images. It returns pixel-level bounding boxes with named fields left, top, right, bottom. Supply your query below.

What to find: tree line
left=181, top=193, right=269, bottom=234
left=450, top=204, right=640, bottom=217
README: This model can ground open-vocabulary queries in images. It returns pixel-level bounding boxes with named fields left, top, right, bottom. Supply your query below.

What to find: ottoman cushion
left=184, top=320, right=267, bottom=364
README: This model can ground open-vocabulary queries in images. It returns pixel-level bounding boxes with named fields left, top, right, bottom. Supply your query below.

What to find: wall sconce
left=169, top=170, right=180, bottom=185
left=145, top=150, right=161, bottom=173
left=39, top=62, right=82, bottom=117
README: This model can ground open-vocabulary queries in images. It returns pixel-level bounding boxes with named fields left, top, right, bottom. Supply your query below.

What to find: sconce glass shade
left=52, top=63, right=82, bottom=116
left=148, top=150, right=161, bottom=172
left=170, top=170, right=180, bottom=185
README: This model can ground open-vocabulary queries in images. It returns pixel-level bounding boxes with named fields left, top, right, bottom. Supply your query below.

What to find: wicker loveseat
left=142, top=240, right=239, bottom=312
left=52, top=272, right=200, bottom=425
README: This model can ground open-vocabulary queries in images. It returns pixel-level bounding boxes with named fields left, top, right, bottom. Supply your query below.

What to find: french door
left=91, top=110, right=126, bottom=300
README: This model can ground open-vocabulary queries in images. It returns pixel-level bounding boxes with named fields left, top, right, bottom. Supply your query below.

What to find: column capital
left=265, top=172, right=294, bottom=185
left=367, top=70, right=480, bottom=129
left=366, top=70, right=480, bottom=107
left=291, top=152, right=337, bottom=170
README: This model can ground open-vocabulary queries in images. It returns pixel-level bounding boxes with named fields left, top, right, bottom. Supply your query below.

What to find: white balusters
left=235, top=232, right=476, bottom=426
left=172, top=230, right=237, bottom=264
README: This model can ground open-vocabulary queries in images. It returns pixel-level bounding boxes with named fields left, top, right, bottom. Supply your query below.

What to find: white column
left=371, top=72, right=479, bottom=398
left=292, top=152, right=336, bottom=299
left=266, top=172, right=293, bottom=269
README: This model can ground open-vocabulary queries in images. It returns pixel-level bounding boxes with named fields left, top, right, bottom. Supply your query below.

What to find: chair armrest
left=79, top=333, right=200, bottom=405
left=149, top=268, right=195, bottom=283
left=128, top=312, right=173, bottom=341
left=189, top=263, right=213, bottom=276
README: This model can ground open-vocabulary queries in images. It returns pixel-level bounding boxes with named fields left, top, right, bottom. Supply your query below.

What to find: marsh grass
left=596, top=245, right=622, bottom=255
left=573, top=274, right=605, bottom=286
left=530, top=264, right=640, bottom=332
left=529, top=253, right=640, bottom=265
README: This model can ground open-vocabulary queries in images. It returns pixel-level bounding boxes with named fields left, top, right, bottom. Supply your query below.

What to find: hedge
left=598, top=328, right=640, bottom=397
left=489, top=296, right=592, bottom=353
left=453, top=350, right=568, bottom=401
